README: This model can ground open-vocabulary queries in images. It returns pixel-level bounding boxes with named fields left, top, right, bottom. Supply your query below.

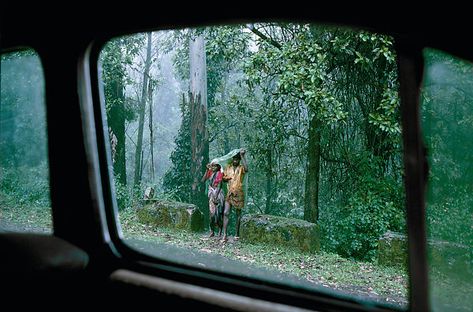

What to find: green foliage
left=242, top=23, right=402, bottom=226
left=113, top=174, right=131, bottom=211
left=0, top=165, right=52, bottom=231
left=276, top=28, right=347, bottom=125
left=100, top=35, right=147, bottom=188
left=100, top=35, right=144, bottom=121
left=205, top=25, right=251, bottom=109
left=162, top=97, right=192, bottom=202
left=0, top=165, right=51, bottom=207
left=0, top=49, right=51, bottom=232
left=164, top=29, right=192, bottom=81
left=369, top=88, right=401, bottom=135
left=422, top=49, right=473, bottom=249
left=321, top=165, right=405, bottom=261
left=427, top=195, right=473, bottom=248
left=1, top=50, right=47, bottom=168
left=419, top=49, right=473, bottom=311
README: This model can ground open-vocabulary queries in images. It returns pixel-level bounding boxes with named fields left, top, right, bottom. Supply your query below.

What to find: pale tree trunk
left=304, top=114, right=321, bottom=223
left=134, top=32, right=153, bottom=188
left=189, top=34, right=209, bottom=225
left=221, top=74, right=230, bottom=154
left=148, top=79, right=155, bottom=182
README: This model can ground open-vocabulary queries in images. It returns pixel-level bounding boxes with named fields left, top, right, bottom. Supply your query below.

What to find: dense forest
left=99, top=23, right=405, bottom=261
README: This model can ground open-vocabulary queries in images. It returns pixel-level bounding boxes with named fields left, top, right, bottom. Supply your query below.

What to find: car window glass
left=421, top=48, right=473, bottom=312
left=99, top=23, right=408, bottom=308
left=0, top=49, right=52, bottom=233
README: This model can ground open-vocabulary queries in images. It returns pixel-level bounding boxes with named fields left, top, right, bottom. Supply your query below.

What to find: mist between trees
left=98, top=23, right=406, bottom=261
left=1, top=51, right=52, bottom=232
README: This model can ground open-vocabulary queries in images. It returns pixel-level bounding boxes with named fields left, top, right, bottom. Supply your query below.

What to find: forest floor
left=120, top=209, right=409, bottom=308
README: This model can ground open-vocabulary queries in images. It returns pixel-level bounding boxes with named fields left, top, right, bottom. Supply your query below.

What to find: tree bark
left=221, top=74, right=230, bottom=154
left=134, top=32, right=153, bottom=188
left=246, top=24, right=282, bottom=50
left=189, top=34, right=209, bottom=225
left=304, top=114, right=321, bottom=223
left=148, top=79, right=155, bottom=182
left=109, top=78, right=127, bottom=186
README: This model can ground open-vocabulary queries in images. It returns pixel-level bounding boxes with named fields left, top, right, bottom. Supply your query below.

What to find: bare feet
left=222, top=235, right=228, bottom=242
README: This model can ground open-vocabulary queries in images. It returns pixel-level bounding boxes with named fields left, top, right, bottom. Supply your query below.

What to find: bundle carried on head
left=210, top=148, right=242, bottom=169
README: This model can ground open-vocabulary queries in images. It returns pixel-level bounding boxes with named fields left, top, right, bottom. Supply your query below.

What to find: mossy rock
left=377, top=231, right=408, bottom=267
left=378, top=231, right=472, bottom=279
left=240, top=214, right=320, bottom=253
left=136, top=200, right=204, bottom=232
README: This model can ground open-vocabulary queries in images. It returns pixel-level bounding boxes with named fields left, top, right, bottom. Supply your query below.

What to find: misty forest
left=2, top=22, right=472, bottom=309
left=101, top=23, right=405, bottom=260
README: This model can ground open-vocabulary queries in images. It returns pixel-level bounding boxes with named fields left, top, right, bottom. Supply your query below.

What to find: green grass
left=0, top=191, right=52, bottom=232
left=429, top=268, right=473, bottom=311
left=119, top=207, right=409, bottom=306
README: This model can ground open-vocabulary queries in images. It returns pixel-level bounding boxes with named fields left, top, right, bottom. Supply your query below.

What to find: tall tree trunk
left=109, top=79, right=127, bottom=186
left=133, top=32, right=153, bottom=188
left=221, top=74, right=230, bottom=154
left=148, top=79, right=155, bottom=182
left=140, top=150, right=145, bottom=181
left=189, top=34, right=209, bottom=225
left=304, top=114, right=321, bottom=223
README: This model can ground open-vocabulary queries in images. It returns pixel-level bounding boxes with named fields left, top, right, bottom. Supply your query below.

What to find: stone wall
left=378, top=231, right=472, bottom=279
left=377, top=231, right=408, bottom=267
left=136, top=200, right=204, bottom=232
left=240, top=214, right=320, bottom=252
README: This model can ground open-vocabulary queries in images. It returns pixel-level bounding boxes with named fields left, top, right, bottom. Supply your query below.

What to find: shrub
left=0, top=164, right=50, bottom=207
left=321, top=175, right=405, bottom=262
